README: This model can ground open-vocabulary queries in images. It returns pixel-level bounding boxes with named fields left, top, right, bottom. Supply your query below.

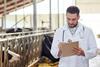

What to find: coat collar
left=62, top=23, right=84, bottom=36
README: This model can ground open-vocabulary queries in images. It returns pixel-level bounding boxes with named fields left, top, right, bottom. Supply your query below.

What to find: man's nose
left=69, top=20, right=73, bottom=24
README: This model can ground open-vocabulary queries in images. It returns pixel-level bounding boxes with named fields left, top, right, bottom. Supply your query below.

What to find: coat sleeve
left=51, top=29, right=61, bottom=58
left=84, top=29, right=97, bottom=60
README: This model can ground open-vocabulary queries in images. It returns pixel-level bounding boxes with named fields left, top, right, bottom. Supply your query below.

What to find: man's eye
left=72, top=19, right=76, bottom=21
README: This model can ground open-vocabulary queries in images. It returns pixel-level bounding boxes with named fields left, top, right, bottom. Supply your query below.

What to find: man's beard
left=68, top=23, right=78, bottom=28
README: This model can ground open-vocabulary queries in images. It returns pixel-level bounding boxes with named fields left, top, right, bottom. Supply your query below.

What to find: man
left=51, top=6, right=97, bottom=67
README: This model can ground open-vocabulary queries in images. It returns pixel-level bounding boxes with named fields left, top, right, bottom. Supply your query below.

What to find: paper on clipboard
left=59, top=41, right=79, bottom=57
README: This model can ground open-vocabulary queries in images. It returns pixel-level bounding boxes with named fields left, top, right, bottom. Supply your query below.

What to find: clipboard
left=59, top=41, right=79, bottom=57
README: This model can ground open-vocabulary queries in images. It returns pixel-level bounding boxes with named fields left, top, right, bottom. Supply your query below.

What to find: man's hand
left=72, top=47, right=85, bottom=56
left=58, top=49, right=62, bottom=57
left=58, top=42, right=67, bottom=57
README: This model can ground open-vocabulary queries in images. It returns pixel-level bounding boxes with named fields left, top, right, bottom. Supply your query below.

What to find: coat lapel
left=62, top=23, right=84, bottom=42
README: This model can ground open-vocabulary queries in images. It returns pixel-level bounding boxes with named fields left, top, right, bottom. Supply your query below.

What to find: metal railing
left=0, top=30, right=50, bottom=38
left=0, top=31, right=54, bottom=67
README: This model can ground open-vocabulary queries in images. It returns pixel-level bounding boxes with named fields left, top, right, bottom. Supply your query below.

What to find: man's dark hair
left=66, top=6, right=80, bottom=15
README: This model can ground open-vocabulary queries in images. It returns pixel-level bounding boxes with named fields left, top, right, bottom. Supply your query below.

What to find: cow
left=41, top=35, right=59, bottom=63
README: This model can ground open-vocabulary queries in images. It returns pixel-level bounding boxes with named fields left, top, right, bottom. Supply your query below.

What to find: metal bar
left=11, top=15, right=29, bottom=28
left=3, top=0, right=7, bottom=30
left=14, top=0, right=18, bottom=30
left=1, top=16, right=3, bottom=32
left=32, top=0, right=37, bottom=31
left=0, top=42, right=3, bottom=67
left=22, top=0, right=26, bottom=32
left=49, top=0, right=51, bottom=30
left=57, top=0, right=59, bottom=28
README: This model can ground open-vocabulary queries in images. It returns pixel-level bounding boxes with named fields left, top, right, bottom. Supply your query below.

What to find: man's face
left=66, top=13, right=80, bottom=28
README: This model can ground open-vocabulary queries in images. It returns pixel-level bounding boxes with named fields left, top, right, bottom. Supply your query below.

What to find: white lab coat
left=51, top=23, right=97, bottom=67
